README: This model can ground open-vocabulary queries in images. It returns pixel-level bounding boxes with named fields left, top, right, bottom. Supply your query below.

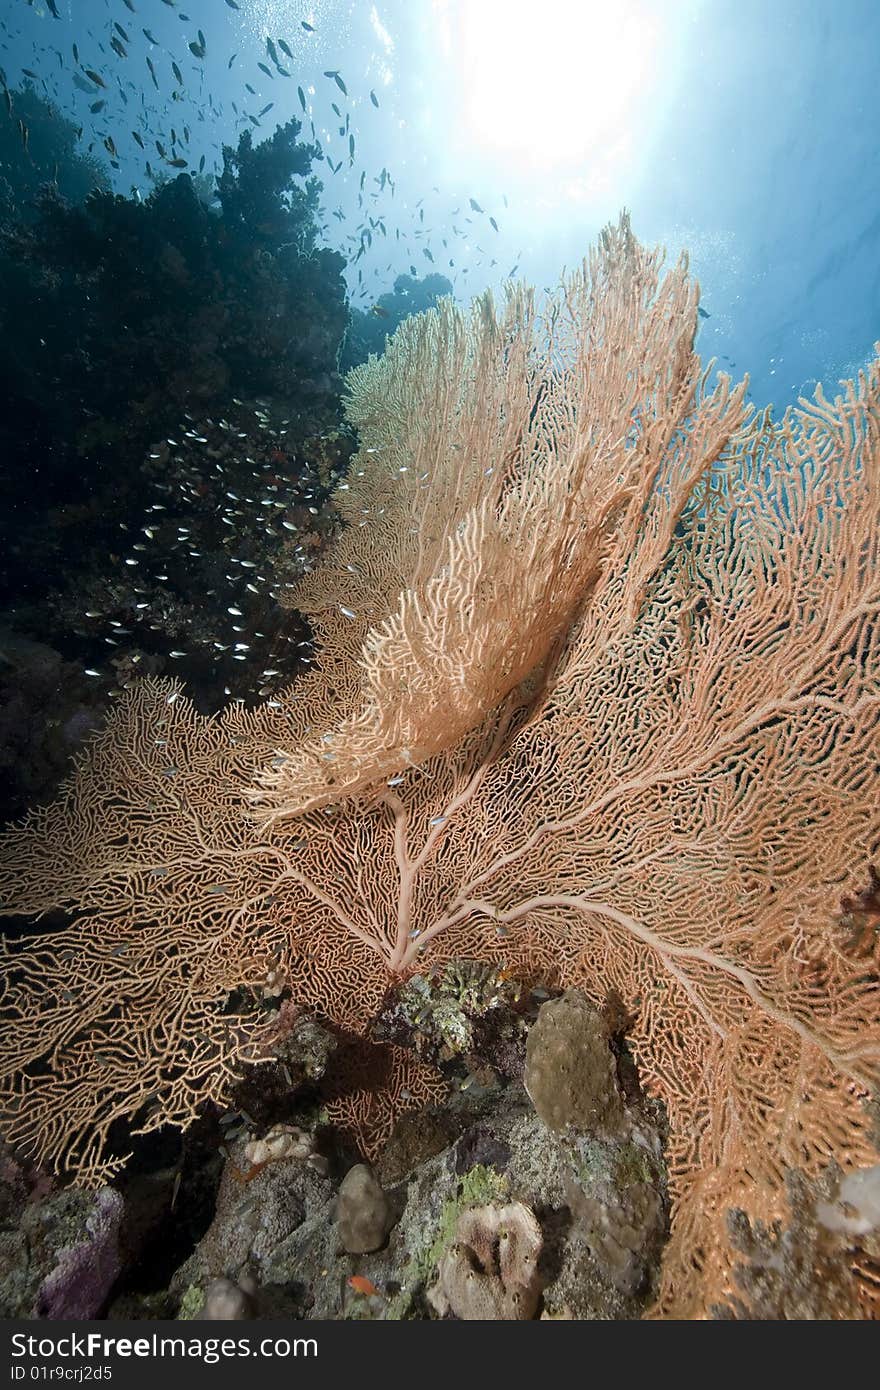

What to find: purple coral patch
left=35, top=1188, right=123, bottom=1320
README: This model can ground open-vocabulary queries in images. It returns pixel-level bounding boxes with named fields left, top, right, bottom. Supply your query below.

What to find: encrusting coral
left=336, top=1164, right=394, bottom=1254
left=428, top=1201, right=544, bottom=1320
left=525, top=990, right=626, bottom=1136
left=0, top=213, right=878, bottom=1317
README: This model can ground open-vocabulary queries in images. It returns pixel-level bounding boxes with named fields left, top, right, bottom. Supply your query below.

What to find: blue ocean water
left=1, top=0, right=876, bottom=414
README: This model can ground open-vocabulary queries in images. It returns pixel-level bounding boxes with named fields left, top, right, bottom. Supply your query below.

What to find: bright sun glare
left=454, top=0, right=661, bottom=178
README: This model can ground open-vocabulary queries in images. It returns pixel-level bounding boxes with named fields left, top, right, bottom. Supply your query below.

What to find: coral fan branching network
left=1, top=215, right=878, bottom=1317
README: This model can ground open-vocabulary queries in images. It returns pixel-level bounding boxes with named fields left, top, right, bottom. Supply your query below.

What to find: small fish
left=143, top=29, right=159, bottom=45
left=72, top=43, right=79, bottom=63
left=370, top=304, right=390, bottom=318
left=168, top=157, right=188, bottom=168
left=85, top=69, right=107, bottom=88
left=18, top=119, right=28, bottom=153
left=146, top=56, right=159, bottom=90
left=245, top=82, right=257, bottom=95
left=115, top=23, right=131, bottom=42
left=123, top=0, right=137, bottom=10
left=266, top=37, right=279, bottom=66
left=257, top=62, right=273, bottom=78
left=297, top=85, right=307, bottom=111
left=339, top=605, right=356, bottom=619
left=228, top=53, right=238, bottom=69
left=469, top=197, right=484, bottom=213
left=90, top=99, right=106, bottom=113
left=324, top=70, right=347, bottom=95
left=301, top=20, right=315, bottom=31
left=258, top=102, right=274, bottom=117
left=110, top=36, right=128, bottom=59
left=489, top=216, right=499, bottom=232
left=697, top=306, right=710, bottom=319
left=22, top=70, right=40, bottom=81
left=172, top=61, right=184, bottom=86
left=46, top=0, right=60, bottom=17
left=347, top=1276, right=381, bottom=1298
left=349, top=133, right=355, bottom=159
left=278, top=39, right=293, bottom=60
left=225, top=0, right=240, bottom=7
left=189, top=42, right=205, bottom=60
left=199, top=154, right=205, bottom=172
left=370, top=90, right=379, bottom=107
left=84, top=668, right=101, bottom=677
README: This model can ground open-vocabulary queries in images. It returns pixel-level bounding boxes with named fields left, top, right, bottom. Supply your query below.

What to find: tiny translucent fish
left=339, top=606, right=356, bottom=619
left=228, top=606, right=243, bottom=615
left=166, top=691, right=180, bottom=704
left=387, top=775, right=404, bottom=786
left=429, top=816, right=447, bottom=826
left=84, top=668, right=101, bottom=677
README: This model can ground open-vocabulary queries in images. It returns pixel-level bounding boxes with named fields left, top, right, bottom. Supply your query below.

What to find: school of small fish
left=0, top=0, right=518, bottom=309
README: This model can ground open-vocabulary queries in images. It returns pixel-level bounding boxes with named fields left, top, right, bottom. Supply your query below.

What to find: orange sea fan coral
left=1, top=214, right=878, bottom=1317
